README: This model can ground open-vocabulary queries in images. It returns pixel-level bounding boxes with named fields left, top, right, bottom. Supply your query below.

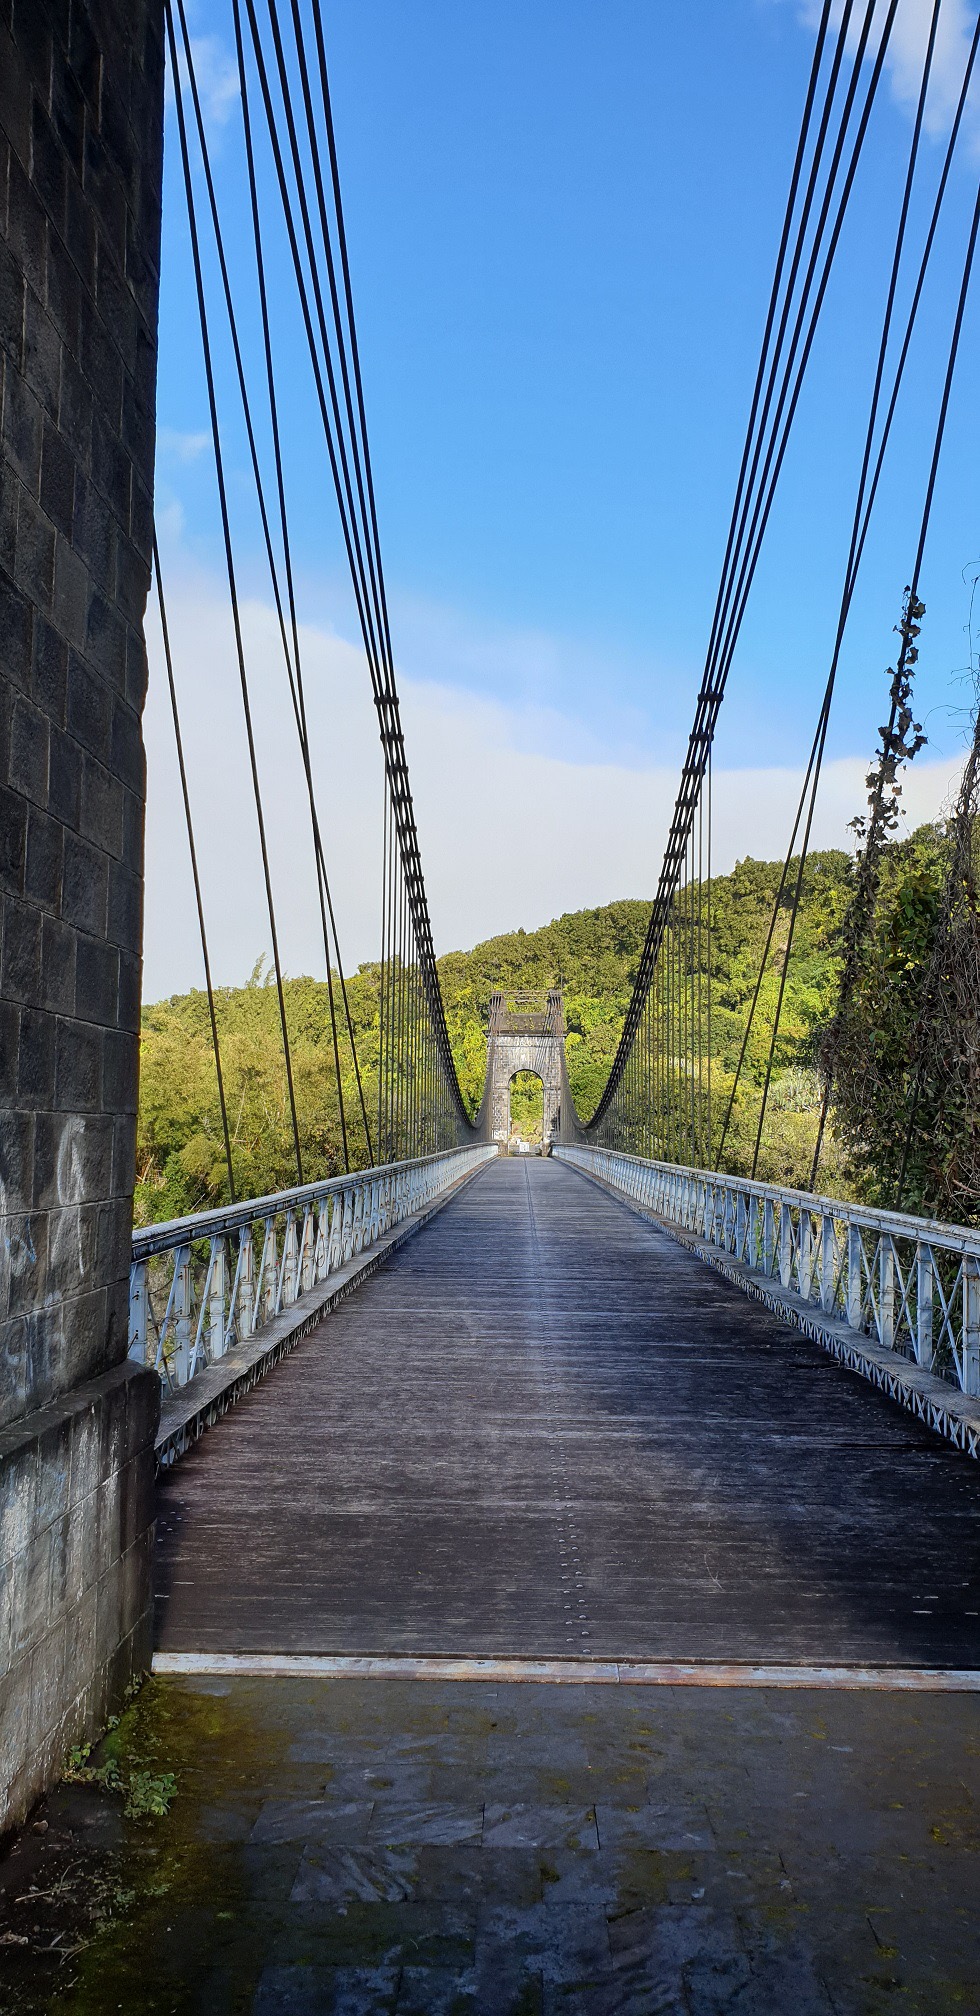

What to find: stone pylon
left=486, top=991, right=565, bottom=1149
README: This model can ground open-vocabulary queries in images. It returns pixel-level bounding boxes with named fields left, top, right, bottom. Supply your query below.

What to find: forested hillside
left=136, top=846, right=864, bottom=1225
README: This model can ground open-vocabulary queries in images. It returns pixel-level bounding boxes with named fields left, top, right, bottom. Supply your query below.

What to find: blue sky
left=146, top=0, right=980, bottom=992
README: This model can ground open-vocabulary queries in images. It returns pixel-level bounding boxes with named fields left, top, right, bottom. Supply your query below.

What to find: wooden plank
left=155, top=1157, right=980, bottom=1665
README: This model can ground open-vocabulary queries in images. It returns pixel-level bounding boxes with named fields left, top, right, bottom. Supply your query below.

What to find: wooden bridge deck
left=155, top=1156, right=980, bottom=1665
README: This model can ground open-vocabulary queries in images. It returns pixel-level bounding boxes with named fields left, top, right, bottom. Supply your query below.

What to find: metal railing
left=130, top=1146, right=496, bottom=1394
left=556, top=1144, right=980, bottom=1400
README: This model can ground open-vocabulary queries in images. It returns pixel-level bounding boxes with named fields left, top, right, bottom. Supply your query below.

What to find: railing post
left=748, top=1195, right=759, bottom=1270
left=279, top=1210, right=299, bottom=1311
left=847, top=1221, right=863, bottom=1331
left=820, top=1213, right=836, bottom=1314
left=963, top=1258, right=980, bottom=1396
left=237, top=1225, right=255, bottom=1341
left=761, top=1197, right=775, bottom=1277
left=798, top=1211, right=813, bottom=1302
left=735, top=1190, right=747, bottom=1260
left=878, top=1238, right=895, bottom=1352
left=129, top=1258, right=147, bottom=1365
left=300, top=1207, right=315, bottom=1293
left=328, top=1193, right=343, bottom=1272
left=171, top=1243, right=193, bottom=1387
left=210, top=1237, right=228, bottom=1360
left=916, top=1242, right=934, bottom=1371
left=779, top=1203, right=792, bottom=1289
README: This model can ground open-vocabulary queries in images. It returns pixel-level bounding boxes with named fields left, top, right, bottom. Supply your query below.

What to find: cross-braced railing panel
left=129, top=1147, right=496, bottom=1395
left=556, top=1145, right=980, bottom=1400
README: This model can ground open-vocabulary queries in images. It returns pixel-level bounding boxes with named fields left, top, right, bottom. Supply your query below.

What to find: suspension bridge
left=3, top=0, right=980, bottom=2008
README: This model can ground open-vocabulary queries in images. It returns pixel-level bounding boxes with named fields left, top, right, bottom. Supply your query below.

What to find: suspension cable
left=152, top=534, right=236, bottom=1204
left=165, top=0, right=305, bottom=1182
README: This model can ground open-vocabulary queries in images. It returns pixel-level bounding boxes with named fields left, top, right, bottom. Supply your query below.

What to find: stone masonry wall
left=0, top=0, right=164, bottom=1829
left=489, top=1035, right=564, bottom=1147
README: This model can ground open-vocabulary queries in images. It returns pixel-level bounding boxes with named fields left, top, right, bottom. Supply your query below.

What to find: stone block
left=0, top=569, right=34, bottom=685
left=2, top=892, right=42, bottom=1000
left=51, top=530, right=87, bottom=647
left=12, top=0, right=53, bottom=101
left=0, top=455, right=20, bottom=574
left=116, top=944, right=139, bottom=1032
left=82, top=127, right=126, bottom=260
left=0, top=782, right=28, bottom=893
left=0, top=1522, right=25, bottom=1672
left=8, top=690, right=49, bottom=802
left=44, top=218, right=83, bottom=352
left=90, top=401, right=129, bottom=521
left=104, top=673, right=137, bottom=791
left=0, top=1416, right=36, bottom=1569
left=111, top=1109, right=135, bottom=1196
left=106, top=856, right=141, bottom=951
left=39, top=910, right=74, bottom=1011
left=63, top=171, right=96, bottom=297
left=24, top=804, right=64, bottom=909
left=0, top=19, right=31, bottom=174
left=50, top=47, right=85, bottom=181
left=69, top=6, right=102, bottom=113
left=100, top=1029, right=135, bottom=1117
left=0, top=233, right=27, bottom=366
left=1, top=1204, right=47, bottom=1318
left=0, top=999, right=20, bottom=1102
left=30, top=114, right=67, bottom=247
left=95, top=1194, right=130, bottom=1282
left=28, top=1620, right=66, bottom=1749
left=115, top=524, right=148, bottom=625
left=57, top=342, right=92, bottom=468
left=94, top=240, right=135, bottom=374
left=47, top=719, right=81, bottom=823
left=74, top=929, right=118, bottom=1024
left=16, top=1003, right=56, bottom=1106
left=39, top=415, right=75, bottom=539
left=124, top=623, right=147, bottom=711
left=54, top=1014, right=102, bottom=1108
left=62, top=827, right=107, bottom=934
left=79, top=750, right=123, bottom=856
left=73, top=462, right=115, bottom=593
left=23, top=281, right=61, bottom=420
left=0, top=1648, right=32, bottom=1784
left=32, top=608, right=69, bottom=720
left=5, top=151, right=47, bottom=308
left=14, top=483, right=56, bottom=605
left=84, top=584, right=126, bottom=685
left=0, top=1106, right=33, bottom=1200
left=12, top=1528, right=51, bottom=1659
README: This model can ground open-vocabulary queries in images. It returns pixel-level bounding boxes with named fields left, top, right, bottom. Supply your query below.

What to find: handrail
left=556, top=1144, right=980, bottom=1400
left=130, top=1145, right=496, bottom=1393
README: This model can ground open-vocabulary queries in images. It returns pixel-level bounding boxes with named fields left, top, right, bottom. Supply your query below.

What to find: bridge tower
left=0, top=0, right=164, bottom=1828
left=486, top=991, right=565, bottom=1150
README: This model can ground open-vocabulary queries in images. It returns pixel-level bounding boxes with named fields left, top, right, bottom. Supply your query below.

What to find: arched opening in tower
left=509, top=1071, right=544, bottom=1151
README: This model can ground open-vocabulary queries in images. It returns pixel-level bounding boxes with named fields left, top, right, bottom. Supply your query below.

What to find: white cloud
left=188, top=35, right=241, bottom=127
left=156, top=427, right=212, bottom=464
left=792, top=0, right=978, bottom=137
left=141, top=568, right=963, bottom=1001
left=164, top=31, right=240, bottom=142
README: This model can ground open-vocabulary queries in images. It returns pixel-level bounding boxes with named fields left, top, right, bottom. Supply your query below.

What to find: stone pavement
left=54, top=1673, right=980, bottom=2014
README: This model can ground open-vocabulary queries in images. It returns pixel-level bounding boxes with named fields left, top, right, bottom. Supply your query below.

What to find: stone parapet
left=0, top=1358, right=159, bottom=1830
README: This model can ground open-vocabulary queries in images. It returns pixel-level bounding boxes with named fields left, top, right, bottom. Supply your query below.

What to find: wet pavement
left=26, top=1671, right=980, bottom=2014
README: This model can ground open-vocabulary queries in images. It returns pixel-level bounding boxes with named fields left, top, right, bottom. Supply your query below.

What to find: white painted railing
left=130, top=1146, right=495, bottom=1393
left=556, top=1144, right=980, bottom=1399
